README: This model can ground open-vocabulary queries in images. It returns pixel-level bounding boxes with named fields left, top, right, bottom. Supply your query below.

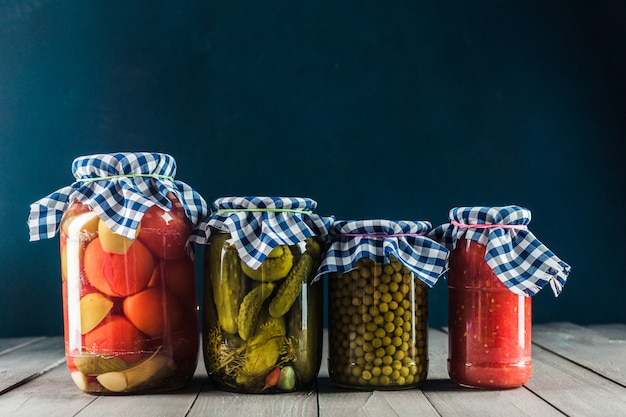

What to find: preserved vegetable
left=448, top=239, right=532, bottom=388
left=194, top=196, right=332, bottom=394
left=28, top=152, right=208, bottom=394
left=203, top=233, right=323, bottom=393
left=60, top=198, right=199, bottom=393
left=328, top=258, right=429, bottom=389
left=429, top=205, right=572, bottom=389
left=318, top=219, right=448, bottom=390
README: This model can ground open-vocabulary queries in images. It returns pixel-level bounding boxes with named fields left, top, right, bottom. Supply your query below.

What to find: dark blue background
left=1, top=1, right=624, bottom=337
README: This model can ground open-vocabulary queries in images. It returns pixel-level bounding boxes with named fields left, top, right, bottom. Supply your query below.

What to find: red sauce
left=447, top=239, right=532, bottom=388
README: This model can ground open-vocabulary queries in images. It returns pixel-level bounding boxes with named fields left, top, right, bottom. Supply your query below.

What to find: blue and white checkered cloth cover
left=429, top=205, right=571, bottom=297
left=190, top=196, right=334, bottom=270
left=28, top=152, right=209, bottom=241
left=315, top=220, right=448, bottom=287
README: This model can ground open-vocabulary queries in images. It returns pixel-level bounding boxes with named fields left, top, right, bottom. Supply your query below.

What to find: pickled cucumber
left=209, top=234, right=244, bottom=334
left=269, top=253, right=313, bottom=318
left=269, top=238, right=321, bottom=318
left=241, top=245, right=293, bottom=282
left=304, top=238, right=321, bottom=259
left=204, top=238, right=324, bottom=393
left=234, top=316, right=286, bottom=386
left=266, top=246, right=284, bottom=258
left=287, top=279, right=323, bottom=385
left=237, top=282, right=275, bottom=341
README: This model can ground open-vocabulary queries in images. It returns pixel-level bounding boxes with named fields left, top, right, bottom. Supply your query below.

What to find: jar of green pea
left=318, top=220, right=447, bottom=390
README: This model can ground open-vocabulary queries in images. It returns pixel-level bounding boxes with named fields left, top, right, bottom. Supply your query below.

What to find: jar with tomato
left=430, top=206, right=571, bottom=389
left=28, top=152, right=209, bottom=394
left=190, top=196, right=333, bottom=394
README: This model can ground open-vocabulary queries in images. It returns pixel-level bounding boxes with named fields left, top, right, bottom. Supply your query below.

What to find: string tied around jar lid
left=189, top=196, right=333, bottom=270
left=450, top=220, right=528, bottom=230
left=336, top=232, right=425, bottom=238
left=78, top=173, right=175, bottom=182
left=429, top=205, right=571, bottom=297
left=28, top=152, right=208, bottom=242
left=316, top=219, right=448, bottom=287
left=215, top=207, right=313, bottom=215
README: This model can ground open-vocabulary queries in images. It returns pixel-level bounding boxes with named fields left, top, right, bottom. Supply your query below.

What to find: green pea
left=384, top=322, right=395, bottom=333
left=328, top=259, right=429, bottom=389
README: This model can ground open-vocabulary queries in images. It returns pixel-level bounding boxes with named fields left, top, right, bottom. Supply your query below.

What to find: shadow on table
left=316, top=376, right=464, bottom=393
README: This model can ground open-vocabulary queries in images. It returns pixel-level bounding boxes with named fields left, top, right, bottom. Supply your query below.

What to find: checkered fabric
left=28, top=152, right=209, bottom=241
left=429, top=205, right=571, bottom=296
left=190, top=196, right=334, bottom=270
left=316, top=220, right=448, bottom=287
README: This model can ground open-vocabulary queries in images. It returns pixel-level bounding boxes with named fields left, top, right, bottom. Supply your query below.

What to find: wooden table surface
left=1, top=322, right=625, bottom=417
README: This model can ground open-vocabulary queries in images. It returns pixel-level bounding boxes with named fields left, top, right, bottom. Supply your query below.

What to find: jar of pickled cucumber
left=191, top=196, right=333, bottom=393
left=318, top=220, right=448, bottom=390
left=430, top=206, right=571, bottom=389
left=28, top=152, right=208, bottom=394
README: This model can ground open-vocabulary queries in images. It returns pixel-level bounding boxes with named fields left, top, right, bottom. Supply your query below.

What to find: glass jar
left=203, top=232, right=323, bottom=393
left=59, top=196, right=199, bottom=394
left=328, top=257, right=429, bottom=389
left=447, top=239, right=532, bottom=389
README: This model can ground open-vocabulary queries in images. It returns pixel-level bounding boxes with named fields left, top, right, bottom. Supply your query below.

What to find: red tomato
left=123, top=287, right=184, bottom=338
left=149, top=258, right=197, bottom=306
left=83, top=237, right=154, bottom=297
left=83, top=315, right=147, bottom=364
left=137, top=197, right=192, bottom=260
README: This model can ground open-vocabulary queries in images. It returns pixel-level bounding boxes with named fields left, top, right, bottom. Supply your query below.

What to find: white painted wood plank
left=0, top=336, right=65, bottom=394
left=3, top=325, right=625, bottom=417
left=0, top=362, right=96, bottom=417
left=188, top=388, right=318, bottom=417
left=0, top=336, right=206, bottom=417
left=533, top=322, right=626, bottom=386
left=317, top=329, right=440, bottom=417
left=525, top=343, right=626, bottom=417
left=190, top=347, right=316, bottom=417
left=318, top=385, right=439, bottom=417
left=422, top=329, right=565, bottom=417
left=0, top=337, right=45, bottom=355
left=77, top=345, right=207, bottom=417
left=190, top=329, right=318, bottom=417
left=588, top=323, right=626, bottom=341
left=75, top=377, right=206, bottom=417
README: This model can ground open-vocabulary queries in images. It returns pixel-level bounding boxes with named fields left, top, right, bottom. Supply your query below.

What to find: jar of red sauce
left=29, top=152, right=208, bottom=394
left=430, top=206, right=571, bottom=389
left=448, top=239, right=532, bottom=388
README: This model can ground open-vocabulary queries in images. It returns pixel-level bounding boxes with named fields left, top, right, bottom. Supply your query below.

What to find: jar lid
left=429, top=205, right=571, bottom=296
left=28, top=152, right=208, bottom=241
left=316, top=219, right=448, bottom=287
left=190, top=196, right=334, bottom=270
